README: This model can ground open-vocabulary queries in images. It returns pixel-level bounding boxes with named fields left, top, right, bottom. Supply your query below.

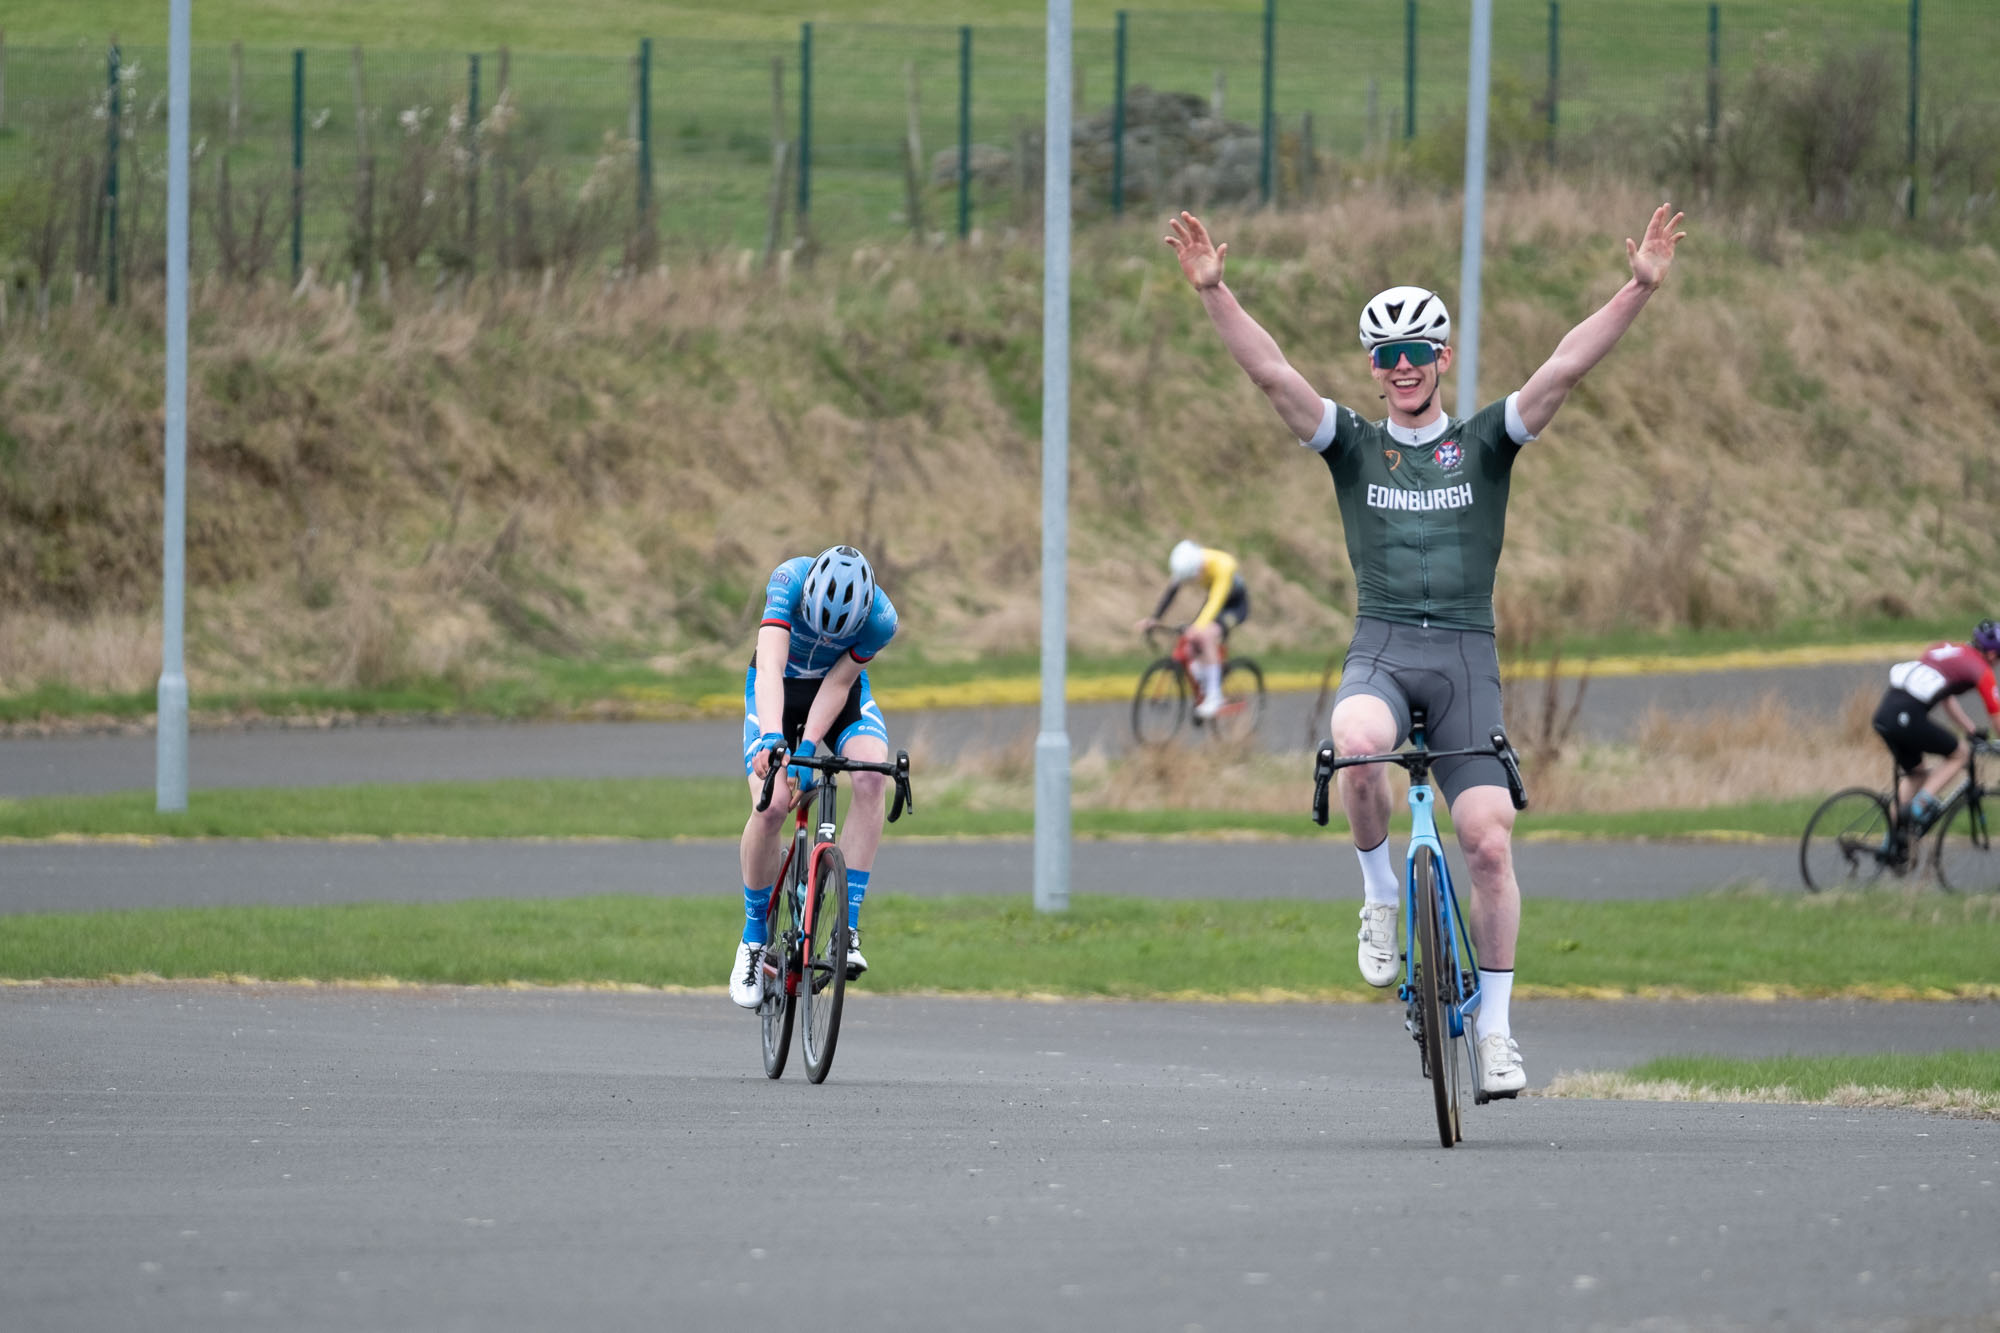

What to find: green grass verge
left=1625, top=1051, right=2000, bottom=1100
left=0, top=775, right=1824, bottom=841
left=3, top=892, right=1996, bottom=999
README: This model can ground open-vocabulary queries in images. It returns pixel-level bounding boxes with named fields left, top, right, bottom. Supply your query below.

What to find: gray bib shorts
left=1332, top=616, right=1508, bottom=807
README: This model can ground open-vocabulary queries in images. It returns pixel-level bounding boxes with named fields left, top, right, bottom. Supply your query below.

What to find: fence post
left=1906, top=0, right=1920, bottom=221
left=958, top=25, right=973, bottom=239
left=466, top=53, right=480, bottom=273
left=230, top=41, right=242, bottom=145
left=1706, top=4, right=1719, bottom=145
left=291, top=49, right=305, bottom=286
left=105, top=38, right=121, bottom=305
left=1404, top=0, right=1417, bottom=141
left=351, top=45, right=373, bottom=283
left=638, top=38, right=654, bottom=225
left=1111, top=10, right=1127, bottom=216
left=1259, top=0, right=1274, bottom=206
left=1545, top=2, right=1559, bottom=168
left=761, top=57, right=790, bottom=266
left=797, top=23, right=813, bottom=237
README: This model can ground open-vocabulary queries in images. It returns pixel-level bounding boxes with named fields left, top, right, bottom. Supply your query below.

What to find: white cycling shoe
left=1193, top=693, right=1224, bottom=721
left=845, top=929, right=868, bottom=979
left=1477, top=1032, right=1527, bottom=1097
left=729, top=940, right=765, bottom=1009
left=1356, top=903, right=1398, bottom=988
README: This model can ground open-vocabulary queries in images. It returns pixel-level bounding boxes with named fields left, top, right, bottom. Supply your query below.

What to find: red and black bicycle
left=1131, top=624, right=1266, bottom=745
left=753, top=746, right=914, bottom=1083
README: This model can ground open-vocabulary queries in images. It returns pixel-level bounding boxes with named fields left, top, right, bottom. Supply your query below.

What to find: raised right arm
left=1165, top=212, right=1328, bottom=442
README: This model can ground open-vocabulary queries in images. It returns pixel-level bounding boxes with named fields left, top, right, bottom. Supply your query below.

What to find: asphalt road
left=5, top=985, right=1996, bottom=1333
left=0, top=660, right=1891, bottom=797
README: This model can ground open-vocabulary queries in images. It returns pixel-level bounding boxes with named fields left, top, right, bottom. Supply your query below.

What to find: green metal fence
left=1, top=1, right=1995, bottom=297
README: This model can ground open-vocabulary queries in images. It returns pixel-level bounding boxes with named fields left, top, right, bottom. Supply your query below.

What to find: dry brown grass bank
left=4, top=181, right=1998, bottom=697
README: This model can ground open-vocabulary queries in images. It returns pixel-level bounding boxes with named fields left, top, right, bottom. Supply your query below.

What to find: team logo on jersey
left=1383, top=449, right=1402, bottom=472
left=1432, top=441, right=1464, bottom=471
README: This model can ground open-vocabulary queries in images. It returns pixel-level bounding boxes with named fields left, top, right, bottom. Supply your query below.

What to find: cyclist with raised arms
left=1872, top=621, right=2000, bottom=836
left=730, top=545, right=898, bottom=1009
left=1166, top=202, right=1686, bottom=1096
left=1134, top=539, right=1251, bottom=720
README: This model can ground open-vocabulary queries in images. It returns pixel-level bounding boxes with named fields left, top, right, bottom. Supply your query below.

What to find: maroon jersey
left=1887, top=642, right=2000, bottom=714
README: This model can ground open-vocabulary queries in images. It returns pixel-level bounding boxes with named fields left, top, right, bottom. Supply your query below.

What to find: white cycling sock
left=1476, top=968, right=1514, bottom=1042
left=1356, top=838, right=1399, bottom=907
left=1198, top=662, right=1223, bottom=698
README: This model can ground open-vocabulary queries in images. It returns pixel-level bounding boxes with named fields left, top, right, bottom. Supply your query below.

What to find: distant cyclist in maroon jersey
left=1872, top=621, right=2000, bottom=833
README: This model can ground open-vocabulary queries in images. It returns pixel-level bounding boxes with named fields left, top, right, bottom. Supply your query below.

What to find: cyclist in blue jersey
left=729, top=546, right=899, bottom=1009
left=1167, top=203, right=1686, bottom=1096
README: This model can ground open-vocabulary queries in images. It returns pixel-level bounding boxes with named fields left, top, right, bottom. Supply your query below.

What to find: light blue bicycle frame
left=1398, top=730, right=1481, bottom=1044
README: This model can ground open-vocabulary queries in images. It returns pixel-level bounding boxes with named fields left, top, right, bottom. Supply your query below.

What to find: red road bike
left=753, top=746, right=914, bottom=1083
left=1131, top=624, right=1266, bottom=744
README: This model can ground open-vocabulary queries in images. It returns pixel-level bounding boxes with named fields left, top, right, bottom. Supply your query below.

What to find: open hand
left=1164, top=211, right=1227, bottom=290
left=1627, top=203, right=1687, bottom=290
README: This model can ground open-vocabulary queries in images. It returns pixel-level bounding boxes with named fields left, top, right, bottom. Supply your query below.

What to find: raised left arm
left=1515, top=204, right=1686, bottom=439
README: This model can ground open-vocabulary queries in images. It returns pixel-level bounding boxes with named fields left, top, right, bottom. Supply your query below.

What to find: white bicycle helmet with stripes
left=800, top=545, right=876, bottom=638
left=1358, top=285, right=1451, bottom=350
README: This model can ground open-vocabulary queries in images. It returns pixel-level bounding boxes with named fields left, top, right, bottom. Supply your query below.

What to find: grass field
left=1546, top=1052, right=2000, bottom=1117
left=3, top=891, right=1996, bottom=1000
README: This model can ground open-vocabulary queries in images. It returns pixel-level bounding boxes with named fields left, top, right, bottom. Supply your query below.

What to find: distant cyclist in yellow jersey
left=1134, top=539, right=1251, bottom=720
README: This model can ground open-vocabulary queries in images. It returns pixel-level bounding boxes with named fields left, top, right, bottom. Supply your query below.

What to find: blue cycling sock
left=846, top=868, right=871, bottom=930
left=742, top=884, right=773, bottom=945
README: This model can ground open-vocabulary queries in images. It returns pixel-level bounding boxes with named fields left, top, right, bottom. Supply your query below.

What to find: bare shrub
left=329, top=582, right=410, bottom=690
left=208, top=154, right=281, bottom=284
left=1774, top=46, right=1898, bottom=220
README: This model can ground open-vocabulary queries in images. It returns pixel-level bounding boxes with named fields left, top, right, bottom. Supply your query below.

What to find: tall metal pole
left=157, top=0, right=191, bottom=813
left=1456, top=0, right=1491, bottom=418
left=1035, top=0, right=1073, bottom=915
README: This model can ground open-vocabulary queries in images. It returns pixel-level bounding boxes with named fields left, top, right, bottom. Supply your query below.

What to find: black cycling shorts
left=1332, top=616, right=1506, bottom=807
left=1872, top=687, right=1958, bottom=774
left=1216, top=578, right=1250, bottom=635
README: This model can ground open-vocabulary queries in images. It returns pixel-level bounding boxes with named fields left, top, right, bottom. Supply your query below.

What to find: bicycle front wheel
left=1131, top=659, right=1187, bottom=745
left=760, top=875, right=799, bottom=1080
left=1413, top=847, right=1460, bottom=1148
left=1799, top=788, right=1895, bottom=893
left=801, top=844, right=851, bottom=1084
left=1208, top=659, right=1267, bottom=744
left=1932, top=790, right=2000, bottom=892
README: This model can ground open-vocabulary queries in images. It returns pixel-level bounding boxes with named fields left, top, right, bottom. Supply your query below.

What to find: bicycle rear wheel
left=801, top=844, right=851, bottom=1084
left=1932, top=790, right=2000, bottom=892
left=1799, top=788, right=1895, bottom=893
left=759, top=873, right=798, bottom=1079
left=1131, top=659, right=1187, bottom=744
left=1413, top=847, right=1460, bottom=1148
left=1209, top=659, right=1267, bottom=744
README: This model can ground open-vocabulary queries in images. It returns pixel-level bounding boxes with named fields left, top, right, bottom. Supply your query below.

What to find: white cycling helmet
left=800, top=545, right=876, bottom=639
left=1168, top=540, right=1204, bottom=582
left=1358, top=285, right=1451, bottom=350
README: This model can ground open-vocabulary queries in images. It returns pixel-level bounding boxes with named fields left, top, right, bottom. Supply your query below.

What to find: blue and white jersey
left=759, top=557, right=899, bottom=678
